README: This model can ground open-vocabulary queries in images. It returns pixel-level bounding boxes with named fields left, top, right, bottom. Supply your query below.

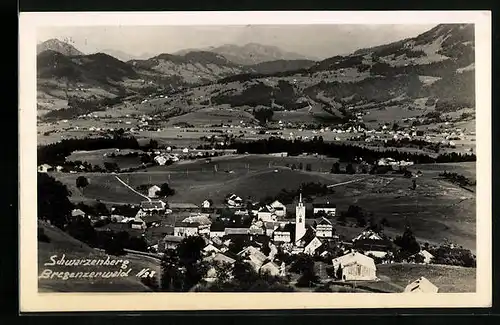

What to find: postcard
left=19, top=10, right=492, bottom=312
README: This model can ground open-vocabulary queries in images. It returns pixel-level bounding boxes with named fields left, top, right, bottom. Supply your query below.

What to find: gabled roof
left=182, top=215, right=211, bottom=225
left=148, top=185, right=161, bottom=190
left=404, top=277, right=439, bottom=293
left=317, top=217, right=333, bottom=226
left=163, top=235, right=183, bottom=243
left=211, top=253, right=236, bottom=265
left=352, top=230, right=384, bottom=242
left=174, top=221, right=200, bottom=227
left=270, top=200, right=285, bottom=208
left=141, top=200, right=165, bottom=210
left=332, top=252, right=376, bottom=270
left=258, top=205, right=274, bottom=213
left=71, top=209, right=85, bottom=217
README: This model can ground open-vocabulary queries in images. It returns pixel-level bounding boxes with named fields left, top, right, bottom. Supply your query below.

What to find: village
left=61, top=175, right=449, bottom=293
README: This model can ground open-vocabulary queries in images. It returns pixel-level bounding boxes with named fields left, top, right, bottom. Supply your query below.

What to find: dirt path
left=114, top=175, right=151, bottom=202
left=327, top=176, right=370, bottom=188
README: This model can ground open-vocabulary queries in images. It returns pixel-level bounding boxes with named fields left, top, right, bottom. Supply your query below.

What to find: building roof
left=181, top=215, right=211, bottom=225
left=71, top=209, right=86, bottom=217
left=141, top=200, right=166, bottom=210
left=258, top=205, right=275, bottom=213
left=270, top=200, right=285, bottom=208
left=149, top=185, right=161, bottom=191
left=352, top=230, right=385, bottom=242
left=260, top=261, right=280, bottom=273
left=332, top=252, right=376, bottom=270
left=225, top=228, right=249, bottom=235
left=169, top=202, right=199, bottom=209
left=317, top=217, right=333, bottom=226
left=163, top=235, right=183, bottom=243
left=210, top=223, right=226, bottom=232
left=174, top=221, right=200, bottom=227
left=404, top=277, right=439, bottom=293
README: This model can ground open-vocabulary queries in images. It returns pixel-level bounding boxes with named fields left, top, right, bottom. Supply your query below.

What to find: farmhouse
left=131, top=217, right=146, bottom=230
left=270, top=200, right=287, bottom=217
left=418, top=250, right=435, bottom=264
left=226, top=194, right=243, bottom=207
left=404, top=277, right=439, bottom=293
left=332, top=252, right=377, bottom=281
left=38, top=164, right=53, bottom=173
left=273, top=223, right=295, bottom=243
left=313, top=202, right=336, bottom=217
left=238, top=246, right=268, bottom=272
left=257, top=205, right=277, bottom=222
left=202, top=199, right=213, bottom=208
left=141, top=200, right=166, bottom=212
left=154, top=155, right=168, bottom=166
left=148, top=185, right=161, bottom=198
left=169, top=202, right=199, bottom=212
left=174, top=221, right=202, bottom=237
left=352, top=230, right=393, bottom=254
left=71, top=209, right=86, bottom=218
left=315, top=217, right=334, bottom=238
left=260, top=261, right=283, bottom=276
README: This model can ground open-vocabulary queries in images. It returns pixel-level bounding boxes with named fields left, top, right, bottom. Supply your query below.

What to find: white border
left=19, top=11, right=492, bottom=312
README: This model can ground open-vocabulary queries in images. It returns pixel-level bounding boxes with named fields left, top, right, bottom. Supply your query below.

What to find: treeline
left=261, top=182, right=335, bottom=205
left=38, top=136, right=140, bottom=165
left=228, top=137, right=476, bottom=164
left=439, top=171, right=476, bottom=187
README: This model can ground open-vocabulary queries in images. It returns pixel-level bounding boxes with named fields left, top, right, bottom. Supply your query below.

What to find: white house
left=131, top=217, right=146, bottom=230
left=260, top=261, right=281, bottom=276
left=303, top=236, right=323, bottom=255
left=270, top=200, right=287, bottom=217
left=140, top=200, right=166, bottom=212
left=174, top=221, right=201, bottom=237
left=148, top=185, right=161, bottom=198
left=313, top=202, right=336, bottom=216
left=226, top=194, right=243, bottom=207
left=71, top=209, right=86, bottom=218
left=404, top=277, right=439, bottom=293
left=257, top=205, right=277, bottom=222
left=419, top=250, right=434, bottom=264
left=273, top=223, right=294, bottom=243
left=202, top=199, right=213, bottom=208
left=154, top=155, right=168, bottom=166
left=332, top=252, right=377, bottom=281
left=315, top=217, right=334, bottom=238
left=38, top=164, right=53, bottom=173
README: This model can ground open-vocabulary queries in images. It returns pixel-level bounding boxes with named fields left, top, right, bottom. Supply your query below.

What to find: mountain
left=37, top=39, right=84, bottom=56
left=128, top=50, right=249, bottom=84
left=175, top=43, right=318, bottom=65
left=249, top=59, right=316, bottom=75
left=159, top=24, right=475, bottom=123
left=101, top=49, right=138, bottom=62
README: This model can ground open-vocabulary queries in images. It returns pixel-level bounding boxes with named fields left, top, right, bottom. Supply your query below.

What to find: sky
left=37, top=24, right=437, bottom=60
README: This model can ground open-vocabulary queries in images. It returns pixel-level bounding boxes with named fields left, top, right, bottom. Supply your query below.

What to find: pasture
left=377, top=263, right=476, bottom=293
left=51, top=153, right=476, bottom=251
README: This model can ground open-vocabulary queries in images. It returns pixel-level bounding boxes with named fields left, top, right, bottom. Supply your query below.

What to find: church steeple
left=295, top=191, right=306, bottom=244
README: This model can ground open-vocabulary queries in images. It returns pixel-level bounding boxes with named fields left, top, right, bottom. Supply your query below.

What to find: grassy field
left=38, top=220, right=160, bottom=292
left=67, top=148, right=145, bottom=169
left=377, top=263, right=476, bottom=293
left=51, top=154, right=476, bottom=251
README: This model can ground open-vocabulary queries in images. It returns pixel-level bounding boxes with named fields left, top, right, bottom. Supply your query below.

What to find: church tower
left=295, top=192, right=306, bottom=244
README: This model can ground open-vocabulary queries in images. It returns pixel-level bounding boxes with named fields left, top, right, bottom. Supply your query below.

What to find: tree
left=104, top=162, right=119, bottom=172
left=291, top=164, right=297, bottom=170
left=345, top=163, right=356, bottom=174
left=76, top=176, right=89, bottom=189
left=330, top=162, right=341, bottom=174
left=298, top=162, right=304, bottom=170
left=159, top=183, right=175, bottom=197
left=253, top=108, right=274, bottom=125
left=394, top=226, right=421, bottom=257
left=305, top=163, right=312, bottom=172
left=160, top=249, right=184, bottom=292
left=148, top=139, right=158, bottom=149
left=37, top=173, right=73, bottom=228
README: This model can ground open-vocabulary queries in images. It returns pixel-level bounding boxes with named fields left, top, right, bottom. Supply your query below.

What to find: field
left=38, top=220, right=160, bottom=292
left=377, top=263, right=476, bottom=293
left=50, top=152, right=476, bottom=251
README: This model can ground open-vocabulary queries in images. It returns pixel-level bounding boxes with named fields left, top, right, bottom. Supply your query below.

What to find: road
left=327, top=176, right=370, bottom=188
left=114, top=175, right=151, bottom=201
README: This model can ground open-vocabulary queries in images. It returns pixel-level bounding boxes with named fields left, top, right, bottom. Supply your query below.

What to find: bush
left=38, top=227, right=51, bottom=243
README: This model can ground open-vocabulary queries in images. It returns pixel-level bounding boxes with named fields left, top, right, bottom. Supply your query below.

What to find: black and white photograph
left=19, top=11, right=492, bottom=311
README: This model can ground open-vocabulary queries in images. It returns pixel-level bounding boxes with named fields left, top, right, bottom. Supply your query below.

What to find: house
left=249, top=224, right=264, bottom=235
left=303, top=236, right=323, bottom=255
left=38, top=164, right=53, bottom=173
left=270, top=200, right=287, bottom=217
left=140, top=200, right=166, bottom=212
left=238, top=246, right=268, bottom=272
left=352, top=230, right=393, bottom=253
left=313, top=202, right=336, bottom=216
left=174, top=221, right=201, bottom=237
left=332, top=252, right=377, bottom=281
left=404, top=277, right=439, bottom=293
left=225, top=227, right=249, bottom=236
left=273, top=223, right=295, bottom=243
left=203, top=253, right=236, bottom=283
left=131, top=217, right=146, bottom=230
left=295, top=227, right=323, bottom=255
left=257, top=205, right=277, bottom=222
left=203, top=243, right=221, bottom=255
left=226, top=194, right=243, bottom=207
left=260, top=261, right=281, bottom=276
left=163, top=235, right=183, bottom=250
left=148, top=185, right=161, bottom=198
left=110, top=214, right=125, bottom=223
left=315, top=217, right=334, bottom=238
left=71, top=209, right=86, bottom=218
left=154, top=155, right=168, bottom=166
left=418, top=250, right=434, bottom=264
left=264, top=221, right=280, bottom=237
left=202, top=199, right=213, bottom=208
